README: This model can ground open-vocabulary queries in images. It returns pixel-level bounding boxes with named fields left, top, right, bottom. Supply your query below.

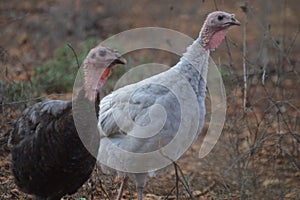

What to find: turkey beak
left=228, top=15, right=240, bottom=26
left=113, top=56, right=127, bottom=65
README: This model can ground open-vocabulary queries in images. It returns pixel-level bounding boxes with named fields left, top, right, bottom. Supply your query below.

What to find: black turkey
left=8, top=45, right=126, bottom=200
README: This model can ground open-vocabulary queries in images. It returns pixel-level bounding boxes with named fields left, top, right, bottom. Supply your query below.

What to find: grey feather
left=97, top=40, right=209, bottom=188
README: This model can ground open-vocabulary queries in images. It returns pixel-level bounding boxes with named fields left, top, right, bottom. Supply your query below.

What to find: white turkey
left=8, top=45, right=126, bottom=200
left=97, top=11, right=240, bottom=200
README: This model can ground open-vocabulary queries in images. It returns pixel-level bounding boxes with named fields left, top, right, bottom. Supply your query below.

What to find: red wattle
left=209, top=29, right=228, bottom=50
left=97, top=67, right=111, bottom=89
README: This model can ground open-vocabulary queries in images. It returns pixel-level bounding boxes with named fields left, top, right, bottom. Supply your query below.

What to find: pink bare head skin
left=83, top=45, right=126, bottom=101
left=200, top=11, right=240, bottom=50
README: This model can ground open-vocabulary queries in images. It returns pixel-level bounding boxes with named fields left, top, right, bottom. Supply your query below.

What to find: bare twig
left=173, top=162, right=179, bottom=199
left=213, top=0, right=219, bottom=10
left=241, top=2, right=248, bottom=114
left=158, top=144, right=194, bottom=199
left=94, top=168, right=111, bottom=200
left=247, top=5, right=295, bottom=73
left=278, top=0, right=286, bottom=69
left=67, top=43, right=80, bottom=69
left=193, top=181, right=216, bottom=197
left=261, top=1, right=271, bottom=85
left=224, top=37, right=234, bottom=68
left=162, top=186, right=176, bottom=200
left=172, top=162, right=194, bottom=199
left=286, top=26, right=300, bottom=57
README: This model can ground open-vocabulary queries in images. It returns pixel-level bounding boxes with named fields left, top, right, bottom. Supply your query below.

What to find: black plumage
left=8, top=45, right=126, bottom=200
left=9, top=99, right=95, bottom=200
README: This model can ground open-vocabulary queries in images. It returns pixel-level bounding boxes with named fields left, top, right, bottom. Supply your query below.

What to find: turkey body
left=98, top=40, right=208, bottom=184
left=97, top=11, right=240, bottom=200
left=8, top=45, right=126, bottom=200
left=9, top=98, right=98, bottom=200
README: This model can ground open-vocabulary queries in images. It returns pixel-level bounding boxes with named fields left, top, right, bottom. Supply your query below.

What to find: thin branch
left=173, top=162, right=179, bottom=199
left=213, top=0, right=219, bottom=10
left=158, top=144, right=194, bottom=199
left=95, top=168, right=111, bottom=200
left=224, top=37, right=234, bottom=68
left=162, top=186, right=176, bottom=200
left=241, top=2, right=248, bottom=113
left=286, top=26, right=300, bottom=57
left=172, top=162, right=194, bottom=199
left=247, top=5, right=295, bottom=71
left=67, top=43, right=80, bottom=69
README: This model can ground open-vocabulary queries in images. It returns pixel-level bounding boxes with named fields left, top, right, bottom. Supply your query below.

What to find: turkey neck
left=72, top=87, right=100, bottom=157
left=76, top=88, right=100, bottom=115
left=173, top=36, right=210, bottom=99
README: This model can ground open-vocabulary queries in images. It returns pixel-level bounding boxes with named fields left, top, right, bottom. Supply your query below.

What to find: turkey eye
left=99, top=50, right=106, bottom=57
left=218, top=15, right=224, bottom=21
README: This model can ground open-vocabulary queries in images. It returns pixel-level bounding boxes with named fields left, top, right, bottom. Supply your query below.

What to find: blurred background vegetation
left=0, top=0, right=299, bottom=199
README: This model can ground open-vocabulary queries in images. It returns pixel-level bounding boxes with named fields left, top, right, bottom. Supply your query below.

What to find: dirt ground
left=1, top=1, right=299, bottom=199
